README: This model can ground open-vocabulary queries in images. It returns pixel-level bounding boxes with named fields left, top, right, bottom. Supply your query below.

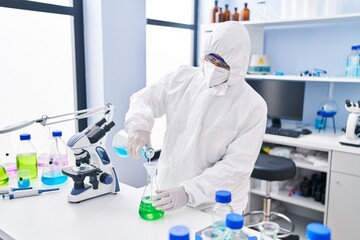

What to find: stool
left=244, top=153, right=296, bottom=238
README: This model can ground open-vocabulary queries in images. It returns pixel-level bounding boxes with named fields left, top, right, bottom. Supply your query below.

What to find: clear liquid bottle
left=306, top=223, right=331, bottom=240
left=16, top=133, right=38, bottom=179
left=212, top=190, right=234, bottom=233
left=0, top=159, right=9, bottom=187
left=41, top=130, right=68, bottom=185
left=169, top=225, right=190, bottom=240
left=346, top=46, right=357, bottom=78
left=138, top=162, right=164, bottom=220
left=222, top=213, right=248, bottom=240
left=112, top=129, right=155, bottom=160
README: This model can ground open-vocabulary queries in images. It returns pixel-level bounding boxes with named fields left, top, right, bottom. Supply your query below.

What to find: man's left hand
left=152, top=186, right=189, bottom=212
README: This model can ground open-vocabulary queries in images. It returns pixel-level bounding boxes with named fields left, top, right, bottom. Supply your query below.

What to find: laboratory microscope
left=339, top=99, right=360, bottom=147
left=62, top=118, right=120, bottom=203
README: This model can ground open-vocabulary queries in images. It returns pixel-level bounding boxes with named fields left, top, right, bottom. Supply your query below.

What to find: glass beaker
left=138, top=162, right=164, bottom=220
left=17, top=169, right=30, bottom=188
left=0, top=162, right=9, bottom=187
left=112, top=129, right=155, bottom=160
left=259, top=221, right=280, bottom=240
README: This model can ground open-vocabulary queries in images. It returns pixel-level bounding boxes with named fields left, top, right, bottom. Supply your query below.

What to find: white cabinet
left=327, top=151, right=360, bottom=239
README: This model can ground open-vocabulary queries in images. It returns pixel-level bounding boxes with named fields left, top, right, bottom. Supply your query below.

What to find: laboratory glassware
left=41, top=130, right=68, bottom=185
left=241, top=3, right=250, bottom=21
left=0, top=134, right=17, bottom=177
left=169, top=225, right=190, bottom=240
left=112, top=129, right=155, bottom=160
left=37, top=127, right=51, bottom=168
left=212, top=1, right=219, bottom=23
left=224, top=4, right=230, bottom=21
left=138, top=162, right=164, bottom=220
left=16, top=133, right=38, bottom=179
left=259, top=221, right=280, bottom=239
left=212, top=190, right=234, bottom=233
left=306, top=223, right=331, bottom=240
left=232, top=7, right=240, bottom=21
left=17, top=170, right=31, bottom=188
left=0, top=160, right=9, bottom=187
left=215, top=8, right=224, bottom=23
left=222, top=213, right=248, bottom=240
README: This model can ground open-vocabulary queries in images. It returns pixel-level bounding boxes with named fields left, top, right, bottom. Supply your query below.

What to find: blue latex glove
left=152, top=186, right=189, bottom=212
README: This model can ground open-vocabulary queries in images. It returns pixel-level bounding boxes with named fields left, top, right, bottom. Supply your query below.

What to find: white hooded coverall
left=125, top=21, right=267, bottom=213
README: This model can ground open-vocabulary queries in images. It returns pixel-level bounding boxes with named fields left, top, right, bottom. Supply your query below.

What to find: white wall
left=83, top=0, right=148, bottom=187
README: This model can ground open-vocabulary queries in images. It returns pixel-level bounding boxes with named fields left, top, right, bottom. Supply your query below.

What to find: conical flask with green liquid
left=0, top=159, right=9, bottom=187
left=138, top=162, right=164, bottom=220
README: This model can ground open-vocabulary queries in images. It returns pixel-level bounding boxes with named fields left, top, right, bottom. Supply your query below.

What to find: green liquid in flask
left=0, top=165, right=9, bottom=187
left=139, top=196, right=164, bottom=220
left=16, top=153, right=38, bottom=179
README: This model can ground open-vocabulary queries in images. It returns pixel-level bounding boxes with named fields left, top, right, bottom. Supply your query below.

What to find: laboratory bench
left=248, top=127, right=360, bottom=239
left=0, top=182, right=262, bottom=240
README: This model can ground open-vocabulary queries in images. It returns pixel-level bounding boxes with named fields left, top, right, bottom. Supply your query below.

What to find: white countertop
left=0, top=181, right=262, bottom=240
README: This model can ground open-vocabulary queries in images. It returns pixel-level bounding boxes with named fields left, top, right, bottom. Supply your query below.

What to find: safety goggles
left=205, top=53, right=230, bottom=70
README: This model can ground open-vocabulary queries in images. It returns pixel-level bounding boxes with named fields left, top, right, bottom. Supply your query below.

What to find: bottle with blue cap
left=212, top=190, right=234, bottom=233
left=16, top=133, right=38, bottom=179
left=41, top=130, right=68, bottom=185
left=306, top=223, right=331, bottom=240
left=222, top=213, right=248, bottom=240
left=169, top=225, right=190, bottom=240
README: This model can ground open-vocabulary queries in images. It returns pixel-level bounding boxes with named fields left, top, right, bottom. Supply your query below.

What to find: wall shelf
left=241, top=13, right=360, bottom=28
left=251, top=188, right=325, bottom=212
left=245, top=74, right=360, bottom=83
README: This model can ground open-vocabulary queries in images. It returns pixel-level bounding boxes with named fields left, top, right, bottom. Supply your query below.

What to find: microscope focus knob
left=100, top=173, right=113, bottom=185
left=345, top=99, right=351, bottom=107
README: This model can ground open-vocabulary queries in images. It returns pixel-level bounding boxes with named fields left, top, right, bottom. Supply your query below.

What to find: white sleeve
left=124, top=72, right=174, bottom=133
left=180, top=100, right=267, bottom=208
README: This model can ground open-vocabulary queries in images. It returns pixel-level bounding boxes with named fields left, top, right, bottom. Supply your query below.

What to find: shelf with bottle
left=245, top=74, right=360, bottom=83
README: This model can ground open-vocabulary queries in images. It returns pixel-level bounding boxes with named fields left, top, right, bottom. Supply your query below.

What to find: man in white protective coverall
left=124, top=21, right=267, bottom=214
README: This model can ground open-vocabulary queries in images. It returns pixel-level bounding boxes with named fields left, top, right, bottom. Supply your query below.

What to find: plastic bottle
left=112, top=129, right=155, bottom=160
left=224, top=4, right=231, bottom=22
left=16, top=133, right=38, bottom=179
left=41, top=130, right=68, bottom=185
left=169, top=225, right=190, bottom=240
left=346, top=46, right=357, bottom=78
left=212, top=1, right=219, bottom=23
left=306, top=223, right=331, bottom=240
left=241, top=3, right=250, bottom=21
left=232, top=7, right=240, bottom=21
left=222, top=213, right=248, bottom=240
left=212, top=190, right=234, bottom=233
left=355, top=45, right=360, bottom=78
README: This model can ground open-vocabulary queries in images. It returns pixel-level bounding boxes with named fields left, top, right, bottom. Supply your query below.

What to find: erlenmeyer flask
left=138, top=162, right=164, bottom=220
left=41, top=130, right=68, bottom=185
left=0, top=159, right=9, bottom=187
left=112, top=129, right=155, bottom=160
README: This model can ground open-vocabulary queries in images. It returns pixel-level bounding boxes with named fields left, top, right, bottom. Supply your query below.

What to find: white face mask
left=203, top=61, right=230, bottom=88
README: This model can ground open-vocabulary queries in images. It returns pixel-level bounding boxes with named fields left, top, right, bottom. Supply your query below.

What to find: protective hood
left=201, top=21, right=251, bottom=89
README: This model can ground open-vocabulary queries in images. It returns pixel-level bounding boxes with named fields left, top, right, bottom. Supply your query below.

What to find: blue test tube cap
left=52, top=130, right=62, bottom=137
left=306, top=223, right=331, bottom=240
left=20, top=133, right=31, bottom=141
left=225, top=213, right=244, bottom=230
left=215, top=190, right=231, bottom=203
left=169, top=225, right=190, bottom=240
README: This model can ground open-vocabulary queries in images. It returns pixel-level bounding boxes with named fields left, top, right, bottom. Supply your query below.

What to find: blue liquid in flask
left=41, top=171, right=68, bottom=185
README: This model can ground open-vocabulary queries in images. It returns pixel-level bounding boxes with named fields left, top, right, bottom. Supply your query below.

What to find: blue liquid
left=41, top=171, right=68, bottom=185
left=113, top=146, right=154, bottom=159
left=18, top=178, right=30, bottom=188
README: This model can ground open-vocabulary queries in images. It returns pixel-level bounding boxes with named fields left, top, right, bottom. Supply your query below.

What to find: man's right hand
left=127, top=130, right=151, bottom=159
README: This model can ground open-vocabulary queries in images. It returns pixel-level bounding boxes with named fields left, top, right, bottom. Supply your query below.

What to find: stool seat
left=251, top=153, right=296, bottom=182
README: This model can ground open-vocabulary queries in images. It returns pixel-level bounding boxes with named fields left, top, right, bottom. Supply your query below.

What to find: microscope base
left=68, top=183, right=118, bottom=203
left=339, top=135, right=360, bottom=147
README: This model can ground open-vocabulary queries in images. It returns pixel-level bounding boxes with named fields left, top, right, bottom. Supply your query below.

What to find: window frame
left=0, top=0, right=87, bottom=130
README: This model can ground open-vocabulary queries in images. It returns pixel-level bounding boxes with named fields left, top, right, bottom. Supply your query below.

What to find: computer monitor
left=246, top=79, right=305, bottom=128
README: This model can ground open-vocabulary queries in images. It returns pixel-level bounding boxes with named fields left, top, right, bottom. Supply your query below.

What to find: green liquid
left=0, top=166, right=9, bottom=187
left=138, top=196, right=164, bottom=220
left=16, top=153, right=38, bottom=179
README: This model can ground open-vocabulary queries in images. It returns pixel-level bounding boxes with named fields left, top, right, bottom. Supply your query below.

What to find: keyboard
left=265, top=127, right=302, bottom=138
